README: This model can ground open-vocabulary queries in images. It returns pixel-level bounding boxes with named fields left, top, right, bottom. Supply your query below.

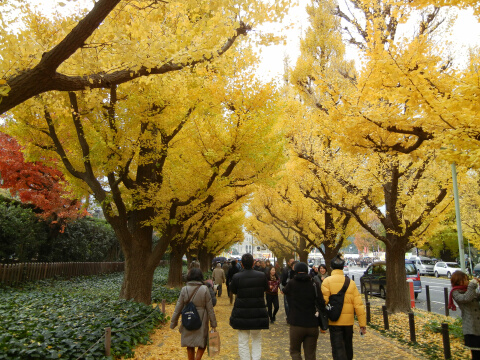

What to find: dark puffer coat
left=229, top=269, right=269, bottom=330
left=283, top=273, right=323, bottom=327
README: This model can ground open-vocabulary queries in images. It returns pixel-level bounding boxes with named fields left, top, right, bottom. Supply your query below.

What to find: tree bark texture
left=384, top=239, right=411, bottom=313
left=167, top=244, right=187, bottom=287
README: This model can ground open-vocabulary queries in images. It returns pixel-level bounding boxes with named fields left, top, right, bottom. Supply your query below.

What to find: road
left=348, top=266, right=459, bottom=318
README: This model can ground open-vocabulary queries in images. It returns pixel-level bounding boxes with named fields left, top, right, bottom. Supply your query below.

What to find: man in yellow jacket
left=321, top=255, right=367, bottom=360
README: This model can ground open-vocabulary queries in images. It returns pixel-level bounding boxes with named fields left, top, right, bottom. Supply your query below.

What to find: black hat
left=331, top=255, right=345, bottom=270
left=294, top=262, right=309, bottom=273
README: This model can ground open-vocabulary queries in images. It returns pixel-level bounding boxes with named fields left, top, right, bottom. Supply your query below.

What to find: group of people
left=170, top=253, right=480, bottom=360
left=170, top=253, right=366, bottom=360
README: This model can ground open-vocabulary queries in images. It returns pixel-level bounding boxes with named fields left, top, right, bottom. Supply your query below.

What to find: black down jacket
left=229, top=269, right=269, bottom=330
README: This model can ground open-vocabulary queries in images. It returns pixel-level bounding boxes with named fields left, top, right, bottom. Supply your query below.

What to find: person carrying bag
left=170, top=268, right=217, bottom=360
left=321, top=255, right=366, bottom=360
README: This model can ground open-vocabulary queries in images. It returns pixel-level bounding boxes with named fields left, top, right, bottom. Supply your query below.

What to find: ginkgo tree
left=289, top=0, right=457, bottom=312
left=0, top=0, right=290, bottom=114
left=5, top=49, right=286, bottom=304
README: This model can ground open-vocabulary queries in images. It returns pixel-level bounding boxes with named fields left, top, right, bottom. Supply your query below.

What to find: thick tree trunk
left=119, top=243, right=156, bottom=304
left=197, top=247, right=210, bottom=273
left=385, top=239, right=411, bottom=313
left=167, top=245, right=186, bottom=287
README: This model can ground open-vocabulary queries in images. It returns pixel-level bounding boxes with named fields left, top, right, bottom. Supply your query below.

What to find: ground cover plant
left=0, top=267, right=180, bottom=359
left=367, top=297, right=470, bottom=359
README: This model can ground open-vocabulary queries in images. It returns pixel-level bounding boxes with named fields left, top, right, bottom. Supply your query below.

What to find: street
left=348, top=266, right=459, bottom=318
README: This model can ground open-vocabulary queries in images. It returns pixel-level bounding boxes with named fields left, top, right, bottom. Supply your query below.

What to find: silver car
left=434, top=262, right=461, bottom=278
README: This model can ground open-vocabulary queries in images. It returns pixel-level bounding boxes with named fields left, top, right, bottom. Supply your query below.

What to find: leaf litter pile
left=124, top=294, right=470, bottom=359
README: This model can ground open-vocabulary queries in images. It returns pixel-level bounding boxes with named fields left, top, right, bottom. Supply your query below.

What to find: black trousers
left=328, top=325, right=354, bottom=360
left=266, top=294, right=279, bottom=320
left=289, top=325, right=319, bottom=360
left=216, top=283, right=222, bottom=297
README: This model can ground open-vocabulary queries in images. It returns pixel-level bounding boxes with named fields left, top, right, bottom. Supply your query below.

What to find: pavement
left=261, top=295, right=425, bottom=360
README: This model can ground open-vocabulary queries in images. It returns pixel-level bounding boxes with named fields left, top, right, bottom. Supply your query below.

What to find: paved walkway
left=128, top=293, right=425, bottom=359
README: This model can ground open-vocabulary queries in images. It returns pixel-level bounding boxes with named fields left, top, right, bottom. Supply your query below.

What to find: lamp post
left=451, top=162, right=466, bottom=273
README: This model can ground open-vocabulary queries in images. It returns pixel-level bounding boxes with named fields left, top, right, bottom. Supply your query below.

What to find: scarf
left=448, top=285, right=468, bottom=311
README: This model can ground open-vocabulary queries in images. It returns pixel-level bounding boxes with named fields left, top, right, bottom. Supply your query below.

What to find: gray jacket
left=170, top=282, right=217, bottom=347
left=452, top=280, right=480, bottom=336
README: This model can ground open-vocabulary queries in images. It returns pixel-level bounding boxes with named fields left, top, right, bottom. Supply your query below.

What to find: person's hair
left=188, top=260, right=200, bottom=270
left=231, top=259, right=237, bottom=266
left=319, top=264, right=327, bottom=272
left=242, top=253, right=254, bottom=269
left=216, top=263, right=221, bottom=268
left=294, top=262, right=309, bottom=273
left=451, top=270, right=468, bottom=287
left=187, top=267, right=204, bottom=282
left=269, top=267, right=279, bottom=279
left=331, top=255, right=345, bottom=270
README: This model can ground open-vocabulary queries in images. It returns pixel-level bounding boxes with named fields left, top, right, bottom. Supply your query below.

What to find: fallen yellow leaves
left=124, top=294, right=441, bottom=359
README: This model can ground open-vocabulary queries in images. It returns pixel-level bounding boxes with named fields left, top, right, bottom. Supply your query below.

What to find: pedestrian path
left=125, top=293, right=425, bottom=359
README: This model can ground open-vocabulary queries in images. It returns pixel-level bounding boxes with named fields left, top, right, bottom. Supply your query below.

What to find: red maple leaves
left=0, top=132, right=86, bottom=221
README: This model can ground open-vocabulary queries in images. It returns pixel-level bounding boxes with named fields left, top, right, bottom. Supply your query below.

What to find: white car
left=434, top=262, right=461, bottom=278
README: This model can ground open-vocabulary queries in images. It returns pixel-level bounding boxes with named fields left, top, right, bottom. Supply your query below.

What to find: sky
left=256, top=2, right=480, bottom=82
left=13, top=0, right=480, bottom=83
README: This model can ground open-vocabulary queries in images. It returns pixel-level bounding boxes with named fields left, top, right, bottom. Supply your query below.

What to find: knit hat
left=331, top=255, right=345, bottom=270
left=294, top=262, right=309, bottom=273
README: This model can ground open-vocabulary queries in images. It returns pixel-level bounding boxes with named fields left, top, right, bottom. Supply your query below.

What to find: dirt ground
left=126, top=293, right=425, bottom=359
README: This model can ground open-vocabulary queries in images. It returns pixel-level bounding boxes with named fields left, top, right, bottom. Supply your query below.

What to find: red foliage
left=0, top=132, right=86, bottom=221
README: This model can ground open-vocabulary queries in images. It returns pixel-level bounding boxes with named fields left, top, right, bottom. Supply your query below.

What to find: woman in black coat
left=283, top=262, right=323, bottom=360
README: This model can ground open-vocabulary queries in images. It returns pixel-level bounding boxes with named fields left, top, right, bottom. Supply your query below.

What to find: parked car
left=360, top=260, right=422, bottom=299
left=409, top=256, right=436, bottom=276
left=474, top=263, right=480, bottom=277
left=434, top=261, right=461, bottom=278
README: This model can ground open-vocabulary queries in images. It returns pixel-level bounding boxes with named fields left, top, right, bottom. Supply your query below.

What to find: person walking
left=266, top=266, right=281, bottom=323
left=283, top=262, right=323, bottom=360
left=321, top=255, right=366, bottom=360
left=227, top=259, right=240, bottom=304
left=212, top=262, right=226, bottom=297
left=170, top=268, right=217, bottom=360
left=448, top=270, right=480, bottom=359
left=230, top=253, right=269, bottom=360
left=265, top=260, right=273, bottom=276
left=222, top=261, right=230, bottom=279
left=281, top=258, right=295, bottom=317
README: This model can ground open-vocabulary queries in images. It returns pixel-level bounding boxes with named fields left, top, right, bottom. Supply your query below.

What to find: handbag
left=181, top=286, right=203, bottom=330
left=208, top=329, right=221, bottom=356
left=325, top=277, right=350, bottom=321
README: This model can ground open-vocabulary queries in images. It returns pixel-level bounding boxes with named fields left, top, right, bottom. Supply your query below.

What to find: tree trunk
left=167, top=245, right=186, bottom=287
left=119, top=243, right=156, bottom=304
left=197, top=247, right=210, bottom=273
left=298, top=237, right=309, bottom=263
left=385, top=239, right=410, bottom=313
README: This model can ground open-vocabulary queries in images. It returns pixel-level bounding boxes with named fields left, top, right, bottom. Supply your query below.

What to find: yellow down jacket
left=321, top=269, right=367, bottom=327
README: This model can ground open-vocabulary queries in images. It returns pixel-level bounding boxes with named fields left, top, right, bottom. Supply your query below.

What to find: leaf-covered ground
left=127, top=294, right=437, bottom=359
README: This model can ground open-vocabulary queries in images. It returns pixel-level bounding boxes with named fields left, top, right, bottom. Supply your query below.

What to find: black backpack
left=181, top=286, right=203, bottom=330
left=325, top=277, right=350, bottom=321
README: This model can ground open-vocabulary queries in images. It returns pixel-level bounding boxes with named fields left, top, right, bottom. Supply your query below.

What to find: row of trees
left=246, top=0, right=480, bottom=313
left=1, top=0, right=291, bottom=303
left=2, top=0, right=480, bottom=313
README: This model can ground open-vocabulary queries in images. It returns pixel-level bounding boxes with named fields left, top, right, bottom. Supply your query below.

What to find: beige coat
left=212, top=265, right=226, bottom=285
left=321, top=269, right=366, bottom=327
left=170, top=282, right=217, bottom=347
